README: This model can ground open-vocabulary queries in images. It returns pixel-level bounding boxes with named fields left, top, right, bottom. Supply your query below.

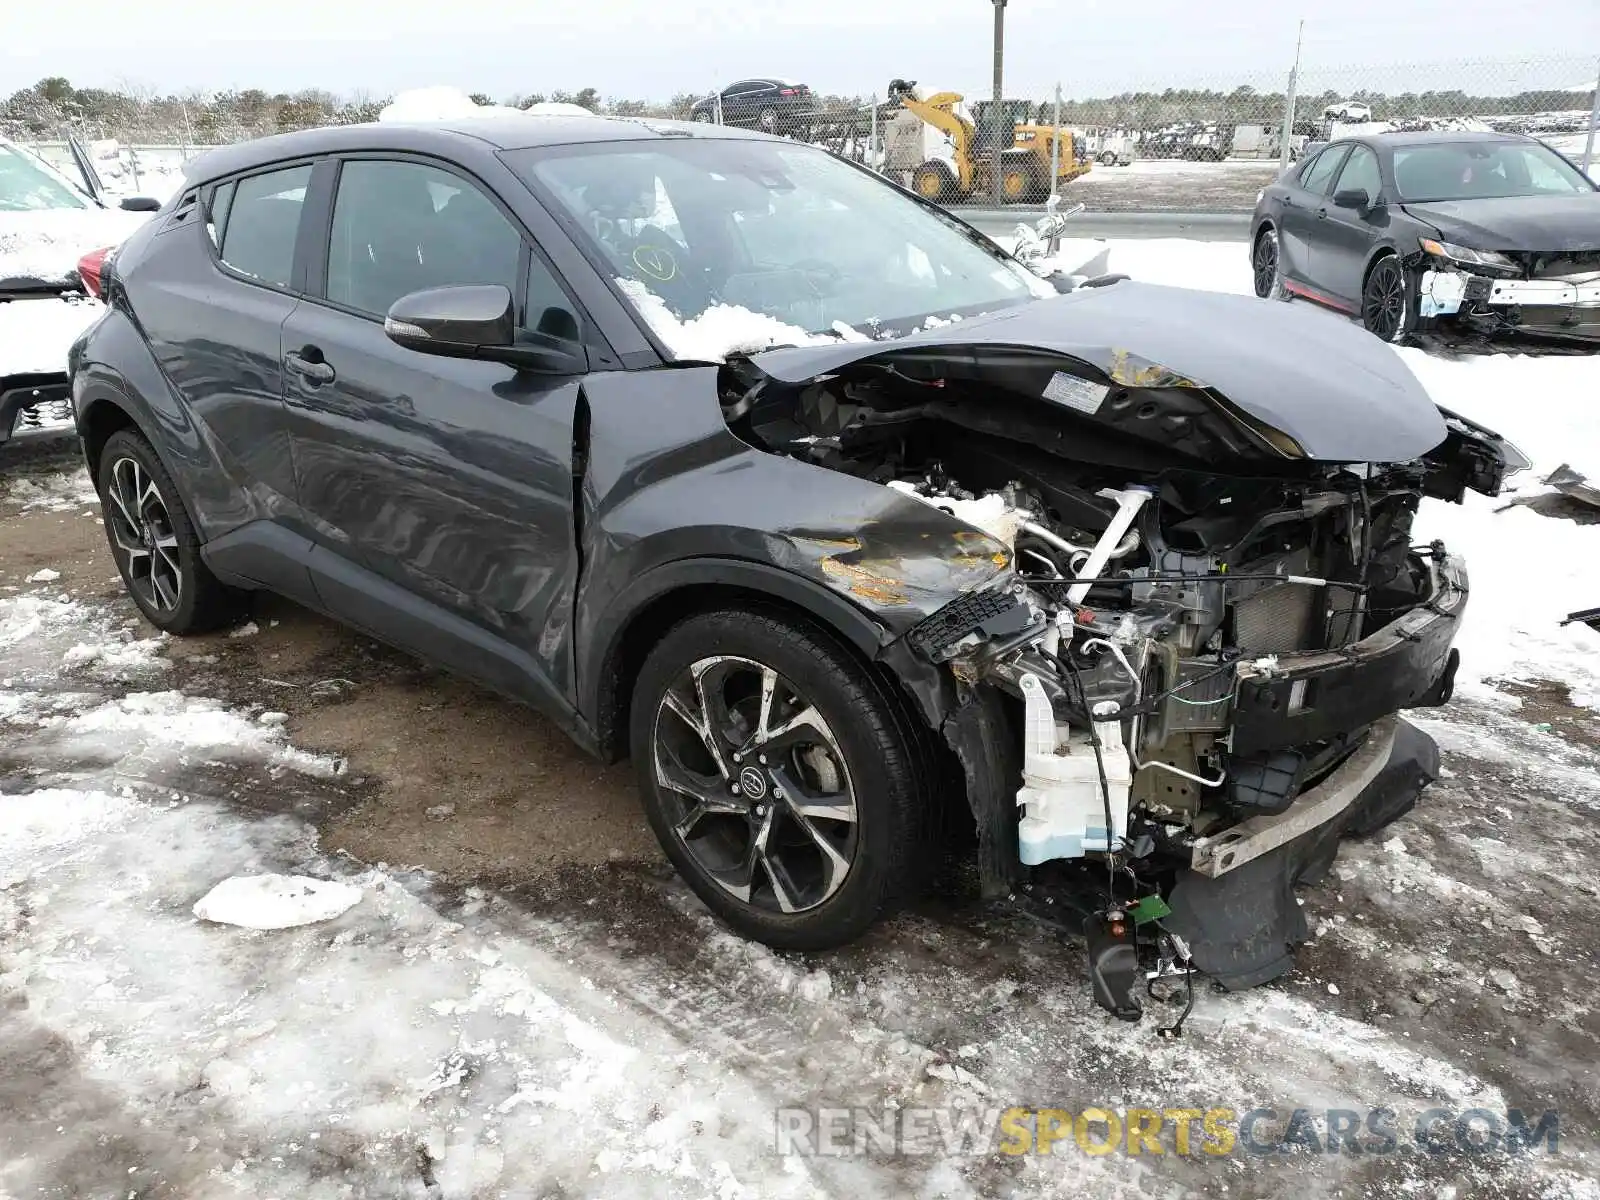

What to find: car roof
left=184, top=115, right=771, bottom=185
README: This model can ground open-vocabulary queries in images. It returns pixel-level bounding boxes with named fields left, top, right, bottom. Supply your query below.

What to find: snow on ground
left=2, top=466, right=98, bottom=512
left=4, top=589, right=1596, bottom=1197
left=1107, top=236, right=1600, bottom=705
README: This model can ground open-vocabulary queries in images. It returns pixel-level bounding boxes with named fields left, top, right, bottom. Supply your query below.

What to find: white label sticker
left=1042, top=371, right=1109, bottom=414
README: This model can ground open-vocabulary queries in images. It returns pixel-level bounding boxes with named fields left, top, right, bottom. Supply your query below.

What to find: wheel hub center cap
left=738, top=765, right=768, bottom=801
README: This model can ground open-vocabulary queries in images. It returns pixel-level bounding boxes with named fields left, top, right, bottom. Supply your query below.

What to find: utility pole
left=1581, top=58, right=1599, bottom=175
left=1278, top=19, right=1304, bottom=172
left=992, top=0, right=1007, bottom=203
left=1051, top=82, right=1062, bottom=203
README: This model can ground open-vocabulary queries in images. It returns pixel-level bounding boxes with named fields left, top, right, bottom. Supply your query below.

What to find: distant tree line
left=2, top=75, right=1590, bottom=145
left=1040, top=83, right=1594, bottom=129
left=0, top=77, right=875, bottom=144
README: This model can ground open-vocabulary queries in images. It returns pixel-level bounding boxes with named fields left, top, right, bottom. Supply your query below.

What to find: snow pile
left=378, top=86, right=522, bottom=123
left=616, top=276, right=836, bottom=361
left=0, top=593, right=83, bottom=651
left=55, top=690, right=343, bottom=777
left=3, top=467, right=98, bottom=512
left=60, top=634, right=169, bottom=681
left=193, top=873, right=362, bottom=929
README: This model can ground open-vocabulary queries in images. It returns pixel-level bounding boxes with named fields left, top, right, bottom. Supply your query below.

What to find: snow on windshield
left=615, top=276, right=840, bottom=361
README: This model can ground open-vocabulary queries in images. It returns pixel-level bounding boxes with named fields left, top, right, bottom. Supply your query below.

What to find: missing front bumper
left=1163, top=715, right=1441, bottom=989
left=1421, top=267, right=1600, bottom=342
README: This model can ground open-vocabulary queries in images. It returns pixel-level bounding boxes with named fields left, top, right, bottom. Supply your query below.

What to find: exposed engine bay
left=719, top=332, right=1521, bottom=1027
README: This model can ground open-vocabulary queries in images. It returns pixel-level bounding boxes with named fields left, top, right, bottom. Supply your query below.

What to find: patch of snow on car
left=0, top=208, right=142, bottom=286
left=378, top=86, right=523, bottom=123
left=615, top=276, right=836, bottom=361
left=193, top=873, right=363, bottom=929
left=0, top=291, right=105, bottom=375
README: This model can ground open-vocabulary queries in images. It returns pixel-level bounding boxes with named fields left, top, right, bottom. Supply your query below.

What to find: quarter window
left=217, top=165, right=311, bottom=287
left=206, top=179, right=236, bottom=248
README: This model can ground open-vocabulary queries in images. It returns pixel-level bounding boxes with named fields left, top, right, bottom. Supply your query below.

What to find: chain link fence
left=9, top=54, right=1596, bottom=213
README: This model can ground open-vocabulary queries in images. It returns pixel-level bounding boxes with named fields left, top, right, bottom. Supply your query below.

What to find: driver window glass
left=1333, top=146, right=1381, bottom=201
left=1300, top=146, right=1347, bottom=194
left=327, top=159, right=520, bottom=318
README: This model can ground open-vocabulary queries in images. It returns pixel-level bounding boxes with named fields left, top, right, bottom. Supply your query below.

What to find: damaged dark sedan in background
left=68, top=115, right=1525, bottom=1024
left=1251, top=130, right=1600, bottom=346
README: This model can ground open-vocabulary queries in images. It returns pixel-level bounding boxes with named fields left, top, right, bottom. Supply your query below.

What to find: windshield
left=1392, top=140, right=1595, bottom=203
left=0, top=143, right=90, bottom=212
left=508, top=138, right=1049, bottom=355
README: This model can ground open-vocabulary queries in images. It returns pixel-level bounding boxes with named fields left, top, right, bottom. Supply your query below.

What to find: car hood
left=1401, top=195, right=1600, bottom=252
left=749, top=281, right=1447, bottom=463
left=0, top=207, right=143, bottom=294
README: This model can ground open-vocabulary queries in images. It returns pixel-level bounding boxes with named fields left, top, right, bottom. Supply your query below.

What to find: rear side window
left=206, top=180, right=236, bottom=248
left=1299, top=146, right=1348, bottom=195
left=218, top=164, right=312, bottom=287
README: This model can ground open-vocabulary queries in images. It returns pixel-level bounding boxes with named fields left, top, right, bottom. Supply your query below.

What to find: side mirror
left=119, top=195, right=162, bottom=212
left=1332, top=187, right=1372, bottom=211
left=385, top=284, right=587, bottom=373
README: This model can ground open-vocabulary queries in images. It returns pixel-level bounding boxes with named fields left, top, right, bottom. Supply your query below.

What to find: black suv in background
left=688, top=79, right=819, bottom=133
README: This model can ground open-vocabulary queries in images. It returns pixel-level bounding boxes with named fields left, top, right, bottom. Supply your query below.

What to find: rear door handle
left=285, top=348, right=335, bottom=385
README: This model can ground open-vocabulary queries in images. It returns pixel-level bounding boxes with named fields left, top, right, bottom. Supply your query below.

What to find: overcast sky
left=4, top=0, right=1596, bottom=101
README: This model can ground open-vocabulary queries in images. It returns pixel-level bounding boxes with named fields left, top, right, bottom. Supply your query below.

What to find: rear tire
left=1252, top=227, right=1289, bottom=301
left=95, top=428, right=244, bottom=634
left=630, top=608, right=926, bottom=951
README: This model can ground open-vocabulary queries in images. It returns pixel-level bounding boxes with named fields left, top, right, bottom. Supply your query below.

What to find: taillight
left=780, top=88, right=798, bottom=96
left=78, top=246, right=113, bottom=300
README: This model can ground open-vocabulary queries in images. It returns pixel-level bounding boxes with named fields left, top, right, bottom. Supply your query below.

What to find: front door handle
left=285, top=348, right=335, bottom=385
left=1316, top=206, right=1329, bottom=219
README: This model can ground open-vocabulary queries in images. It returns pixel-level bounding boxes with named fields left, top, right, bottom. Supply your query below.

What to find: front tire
left=630, top=608, right=926, bottom=951
left=96, top=428, right=244, bottom=634
left=1362, top=255, right=1415, bottom=343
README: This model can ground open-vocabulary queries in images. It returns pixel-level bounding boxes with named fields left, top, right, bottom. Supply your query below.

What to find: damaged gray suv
left=68, top=116, right=1525, bottom=1021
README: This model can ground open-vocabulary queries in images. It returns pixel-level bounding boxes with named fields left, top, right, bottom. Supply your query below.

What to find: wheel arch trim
left=581, top=556, right=892, bottom=761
